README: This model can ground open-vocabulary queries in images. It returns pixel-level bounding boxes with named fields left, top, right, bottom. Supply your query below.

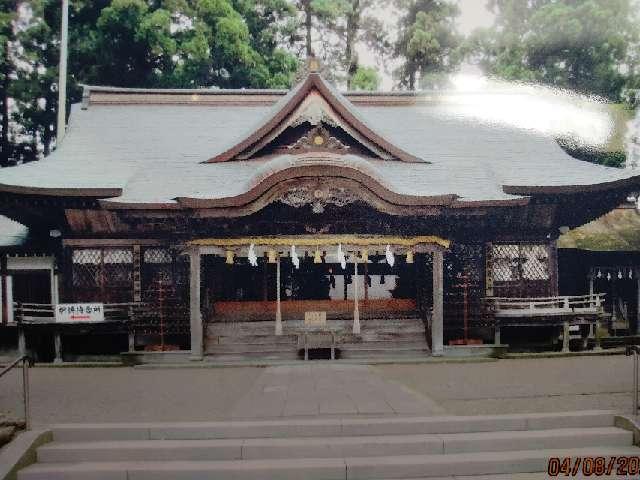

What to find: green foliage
left=11, top=0, right=65, bottom=158
left=0, top=0, right=17, bottom=166
left=290, top=0, right=390, bottom=88
left=1, top=0, right=301, bottom=163
left=393, top=0, right=462, bottom=90
left=350, top=65, right=380, bottom=90
left=471, top=0, right=640, bottom=101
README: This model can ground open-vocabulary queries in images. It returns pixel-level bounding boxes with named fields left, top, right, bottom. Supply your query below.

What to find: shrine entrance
left=187, top=235, right=448, bottom=359
left=202, top=252, right=425, bottom=323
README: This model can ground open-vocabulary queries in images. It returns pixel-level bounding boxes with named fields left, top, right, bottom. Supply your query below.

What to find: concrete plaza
left=0, top=355, right=635, bottom=426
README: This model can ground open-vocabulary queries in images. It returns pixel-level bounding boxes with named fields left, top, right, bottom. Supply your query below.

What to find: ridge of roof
left=82, top=84, right=523, bottom=108
left=83, top=84, right=460, bottom=97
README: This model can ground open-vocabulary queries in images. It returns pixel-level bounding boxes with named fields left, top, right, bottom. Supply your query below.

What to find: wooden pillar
left=353, top=256, right=360, bottom=334
left=562, top=321, right=570, bottom=353
left=275, top=255, right=282, bottom=336
left=364, top=261, right=369, bottom=301
left=5, top=275, right=13, bottom=324
left=0, top=255, right=7, bottom=324
left=548, top=240, right=559, bottom=296
left=494, top=321, right=501, bottom=345
left=189, top=246, right=203, bottom=360
left=262, top=260, right=268, bottom=301
left=51, top=270, right=59, bottom=305
left=636, top=267, right=640, bottom=336
left=485, top=243, right=494, bottom=297
left=432, top=249, right=444, bottom=356
left=54, top=332, right=63, bottom=363
left=132, top=245, right=142, bottom=303
left=17, top=324, right=26, bottom=357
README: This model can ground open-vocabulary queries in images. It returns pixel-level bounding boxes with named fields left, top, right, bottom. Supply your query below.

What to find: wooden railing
left=13, top=302, right=136, bottom=324
left=485, top=294, right=606, bottom=318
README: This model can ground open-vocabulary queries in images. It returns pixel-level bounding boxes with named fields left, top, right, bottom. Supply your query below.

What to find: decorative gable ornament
left=287, top=125, right=350, bottom=153
left=280, top=184, right=359, bottom=214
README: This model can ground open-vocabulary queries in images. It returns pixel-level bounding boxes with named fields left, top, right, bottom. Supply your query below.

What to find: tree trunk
left=0, top=41, right=10, bottom=167
left=304, top=0, right=312, bottom=57
left=345, top=0, right=360, bottom=89
left=42, top=89, right=55, bottom=157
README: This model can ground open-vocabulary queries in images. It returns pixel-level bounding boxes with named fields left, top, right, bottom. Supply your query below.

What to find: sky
left=456, top=0, right=495, bottom=34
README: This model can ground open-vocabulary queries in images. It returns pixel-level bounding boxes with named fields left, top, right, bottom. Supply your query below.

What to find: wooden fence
left=485, top=294, right=606, bottom=318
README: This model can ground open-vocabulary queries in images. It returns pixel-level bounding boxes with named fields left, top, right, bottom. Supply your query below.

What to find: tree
left=0, top=0, right=17, bottom=166
left=393, top=0, right=462, bottom=90
left=1, top=0, right=302, bottom=166
left=11, top=0, right=64, bottom=158
left=287, top=0, right=390, bottom=88
left=231, top=0, right=300, bottom=88
left=350, top=65, right=380, bottom=90
left=471, top=0, right=640, bottom=101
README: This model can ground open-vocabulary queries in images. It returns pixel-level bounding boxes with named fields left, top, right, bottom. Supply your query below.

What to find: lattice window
left=142, top=248, right=174, bottom=293
left=141, top=248, right=189, bottom=300
left=492, top=244, right=549, bottom=282
left=72, top=249, right=101, bottom=288
left=143, top=248, right=172, bottom=264
left=521, top=245, right=549, bottom=280
left=71, top=248, right=133, bottom=302
left=137, top=248, right=190, bottom=336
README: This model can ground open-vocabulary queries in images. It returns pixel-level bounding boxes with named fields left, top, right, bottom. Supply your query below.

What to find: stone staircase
left=17, top=411, right=640, bottom=479
left=205, top=314, right=429, bottom=361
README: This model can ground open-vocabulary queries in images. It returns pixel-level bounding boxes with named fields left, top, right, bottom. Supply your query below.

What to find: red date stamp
left=548, top=456, right=640, bottom=476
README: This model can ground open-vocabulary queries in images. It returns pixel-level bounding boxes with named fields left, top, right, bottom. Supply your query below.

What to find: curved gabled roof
left=0, top=73, right=638, bottom=211
left=207, top=72, right=423, bottom=163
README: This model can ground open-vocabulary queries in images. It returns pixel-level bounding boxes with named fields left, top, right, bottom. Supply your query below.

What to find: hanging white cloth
left=337, top=244, right=347, bottom=270
left=248, top=243, right=258, bottom=267
left=291, top=245, right=300, bottom=269
left=385, top=244, right=395, bottom=267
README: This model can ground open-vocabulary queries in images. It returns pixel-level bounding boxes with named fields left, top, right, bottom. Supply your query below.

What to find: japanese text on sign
left=55, top=303, right=105, bottom=323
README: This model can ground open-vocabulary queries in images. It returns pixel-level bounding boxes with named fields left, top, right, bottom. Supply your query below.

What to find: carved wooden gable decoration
left=206, top=73, right=423, bottom=163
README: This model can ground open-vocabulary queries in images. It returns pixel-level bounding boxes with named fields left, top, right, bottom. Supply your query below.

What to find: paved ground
left=375, top=355, right=635, bottom=416
left=0, top=355, right=635, bottom=426
left=0, top=367, right=262, bottom=426
left=229, top=364, right=445, bottom=418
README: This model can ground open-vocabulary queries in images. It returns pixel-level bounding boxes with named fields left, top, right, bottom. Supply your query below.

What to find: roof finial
left=308, top=53, right=320, bottom=74
left=294, top=52, right=325, bottom=83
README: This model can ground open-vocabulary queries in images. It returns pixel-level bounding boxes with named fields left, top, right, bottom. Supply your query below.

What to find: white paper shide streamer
left=248, top=243, right=258, bottom=267
left=385, top=244, right=395, bottom=267
left=337, top=244, right=347, bottom=270
left=291, top=245, right=300, bottom=269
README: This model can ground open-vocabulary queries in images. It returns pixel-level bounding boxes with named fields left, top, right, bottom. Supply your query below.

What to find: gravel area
left=374, top=355, right=635, bottom=415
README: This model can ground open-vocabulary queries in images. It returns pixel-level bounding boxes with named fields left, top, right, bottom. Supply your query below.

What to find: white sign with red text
left=55, top=303, right=105, bottom=323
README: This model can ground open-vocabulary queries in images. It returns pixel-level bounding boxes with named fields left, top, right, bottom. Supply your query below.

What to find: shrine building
left=0, top=69, right=639, bottom=362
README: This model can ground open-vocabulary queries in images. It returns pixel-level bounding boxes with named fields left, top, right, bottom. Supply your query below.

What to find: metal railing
left=0, top=355, right=32, bottom=430
left=627, top=346, right=640, bottom=416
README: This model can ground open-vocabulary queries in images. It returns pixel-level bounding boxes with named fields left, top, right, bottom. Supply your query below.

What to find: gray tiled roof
left=0, top=87, right=636, bottom=205
left=0, top=215, right=28, bottom=246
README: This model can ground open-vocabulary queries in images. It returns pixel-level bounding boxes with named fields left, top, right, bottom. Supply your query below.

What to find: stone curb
left=615, top=414, right=640, bottom=446
left=505, top=348, right=626, bottom=360
left=0, top=429, right=52, bottom=480
left=133, top=357, right=501, bottom=369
